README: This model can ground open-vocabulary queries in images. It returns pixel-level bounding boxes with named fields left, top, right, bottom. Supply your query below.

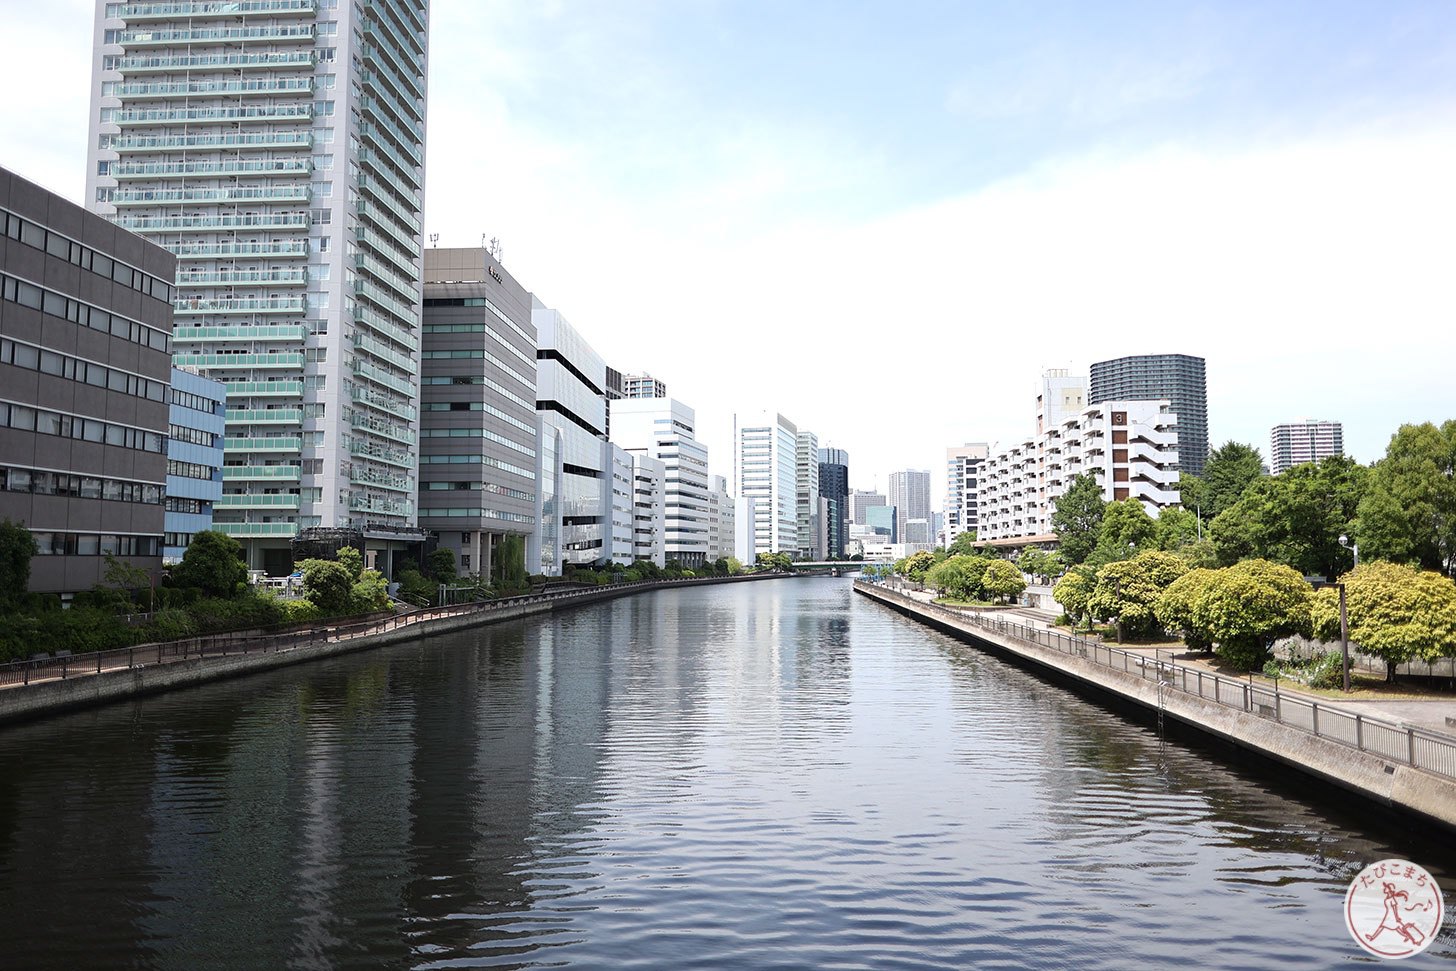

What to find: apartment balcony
left=217, top=493, right=301, bottom=509
left=358, top=122, right=421, bottom=179
left=226, top=408, right=303, bottom=425
left=349, top=493, right=412, bottom=516
left=359, top=175, right=422, bottom=233
left=356, top=250, right=420, bottom=306
left=116, top=0, right=317, bottom=21
left=111, top=130, right=312, bottom=152
left=351, top=358, right=415, bottom=397
left=114, top=104, right=313, bottom=126
left=109, top=185, right=310, bottom=207
left=174, top=352, right=304, bottom=371
left=349, top=466, right=412, bottom=492
left=116, top=212, right=311, bottom=233
left=214, top=521, right=298, bottom=537
left=348, top=438, right=412, bottom=468
left=110, top=77, right=314, bottom=101
left=352, top=332, right=417, bottom=374
left=224, top=380, right=303, bottom=397
left=359, top=67, right=424, bottom=128
left=223, top=465, right=301, bottom=481
left=350, top=412, right=415, bottom=445
left=174, top=324, right=308, bottom=346
left=113, top=158, right=312, bottom=180
left=355, top=223, right=418, bottom=281
left=114, top=51, right=315, bottom=74
left=223, top=436, right=302, bottom=452
left=358, top=197, right=420, bottom=253
left=172, top=240, right=308, bottom=259
left=355, top=276, right=416, bottom=324
left=176, top=296, right=306, bottom=315
left=361, top=38, right=423, bottom=101
left=177, top=268, right=307, bottom=288
left=118, top=24, right=315, bottom=46
left=350, top=386, right=416, bottom=421
left=358, top=149, right=422, bottom=208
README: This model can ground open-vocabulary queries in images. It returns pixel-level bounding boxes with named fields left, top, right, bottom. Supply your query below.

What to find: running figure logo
left=1345, top=859, right=1444, bottom=960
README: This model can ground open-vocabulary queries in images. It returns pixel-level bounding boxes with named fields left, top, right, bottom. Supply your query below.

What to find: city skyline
left=2, top=2, right=1453, bottom=514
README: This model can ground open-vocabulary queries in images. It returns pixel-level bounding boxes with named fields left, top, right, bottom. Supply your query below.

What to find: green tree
left=1086, top=550, right=1189, bottom=640
left=0, top=520, right=37, bottom=611
left=1154, top=506, right=1200, bottom=552
left=426, top=547, right=457, bottom=583
left=492, top=534, right=528, bottom=590
left=351, top=569, right=391, bottom=612
left=1087, top=497, right=1157, bottom=567
left=1188, top=559, right=1313, bottom=670
left=1177, top=474, right=1207, bottom=519
left=926, top=555, right=989, bottom=600
left=301, top=558, right=355, bottom=614
left=170, top=530, right=248, bottom=598
left=980, top=559, right=1026, bottom=604
left=102, top=554, right=153, bottom=612
left=901, top=549, right=937, bottom=583
left=725, top=556, right=743, bottom=575
left=335, top=545, right=364, bottom=580
left=1018, top=548, right=1065, bottom=584
left=1356, top=421, right=1456, bottom=577
left=1207, top=456, right=1367, bottom=578
left=1311, top=561, right=1456, bottom=681
left=1202, top=441, right=1266, bottom=520
left=1154, top=568, right=1219, bottom=650
left=947, top=531, right=979, bottom=556
left=756, top=552, right=793, bottom=572
left=1052, top=567, right=1096, bottom=627
left=1051, top=474, right=1106, bottom=565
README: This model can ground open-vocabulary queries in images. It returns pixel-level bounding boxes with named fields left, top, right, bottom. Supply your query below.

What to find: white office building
left=735, top=411, right=798, bottom=555
left=629, top=453, right=666, bottom=567
left=706, top=474, right=737, bottom=563
left=610, top=396, right=711, bottom=567
left=1270, top=419, right=1343, bottom=474
left=86, top=0, right=431, bottom=574
left=888, top=469, right=931, bottom=543
left=943, top=443, right=989, bottom=546
left=795, top=429, right=821, bottom=560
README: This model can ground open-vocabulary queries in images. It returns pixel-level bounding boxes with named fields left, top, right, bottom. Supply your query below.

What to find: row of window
left=167, top=459, right=218, bottom=480
left=168, top=424, right=221, bottom=448
left=419, top=507, right=535, bottom=525
left=1, top=465, right=163, bottom=504
left=164, top=497, right=211, bottom=515
left=420, top=425, right=535, bottom=458
left=0, top=401, right=167, bottom=453
left=1, top=272, right=171, bottom=353
left=171, top=387, right=223, bottom=415
left=0, top=337, right=168, bottom=403
left=29, top=532, right=162, bottom=558
left=1, top=206, right=174, bottom=303
left=419, top=452, right=535, bottom=480
left=421, top=481, right=535, bottom=502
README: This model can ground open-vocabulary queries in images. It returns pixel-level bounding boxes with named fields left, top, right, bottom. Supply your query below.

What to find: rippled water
left=1, top=578, right=1453, bottom=969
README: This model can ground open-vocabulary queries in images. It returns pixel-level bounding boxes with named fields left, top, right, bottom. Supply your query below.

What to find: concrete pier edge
left=0, top=573, right=782, bottom=728
left=855, top=580, right=1456, bottom=833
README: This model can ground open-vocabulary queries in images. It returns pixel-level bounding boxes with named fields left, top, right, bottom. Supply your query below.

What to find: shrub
left=279, top=599, right=323, bottom=623
left=186, top=594, right=284, bottom=634
left=146, top=608, right=197, bottom=642
left=170, top=530, right=248, bottom=597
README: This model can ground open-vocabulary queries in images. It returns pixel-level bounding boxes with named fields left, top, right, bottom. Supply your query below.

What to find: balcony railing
left=115, top=0, right=316, bottom=20
left=217, top=493, right=301, bottom=508
left=114, top=51, right=315, bottom=73
left=119, top=25, right=315, bottom=46
left=223, top=466, right=301, bottom=481
left=111, top=131, right=312, bottom=152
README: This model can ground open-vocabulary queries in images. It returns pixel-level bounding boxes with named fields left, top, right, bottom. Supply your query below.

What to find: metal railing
left=857, top=580, right=1456, bottom=782
left=0, top=574, right=779, bottom=692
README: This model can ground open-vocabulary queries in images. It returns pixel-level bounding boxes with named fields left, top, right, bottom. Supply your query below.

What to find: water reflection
left=0, top=578, right=1451, bottom=969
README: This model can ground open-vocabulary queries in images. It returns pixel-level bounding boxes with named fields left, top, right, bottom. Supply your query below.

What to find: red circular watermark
left=1345, top=859, right=1444, bottom=959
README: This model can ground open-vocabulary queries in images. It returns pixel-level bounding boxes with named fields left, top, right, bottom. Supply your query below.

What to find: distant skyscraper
left=817, top=447, right=849, bottom=558
left=86, top=0, right=431, bottom=572
left=1270, top=419, right=1343, bottom=474
left=888, top=470, right=931, bottom=531
left=735, top=411, right=798, bottom=555
left=944, top=443, right=989, bottom=546
left=795, top=429, right=821, bottom=559
left=848, top=489, right=885, bottom=525
left=622, top=372, right=667, bottom=398
left=1090, top=354, right=1207, bottom=476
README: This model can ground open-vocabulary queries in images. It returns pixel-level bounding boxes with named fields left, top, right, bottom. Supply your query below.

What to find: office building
left=848, top=488, right=886, bottom=525
left=1090, top=354, right=1206, bottom=475
left=629, top=452, right=666, bottom=567
left=888, top=469, right=930, bottom=535
left=866, top=504, right=898, bottom=543
left=795, top=429, right=821, bottom=559
left=707, top=474, right=736, bottom=563
left=817, top=447, right=848, bottom=558
left=944, top=443, right=989, bottom=546
left=165, top=367, right=226, bottom=564
left=735, top=411, right=798, bottom=555
left=419, top=248, right=537, bottom=580
left=605, top=442, right=634, bottom=565
left=1270, top=419, right=1343, bottom=474
left=622, top=372, right=666, bottom=399
left=0, top=165, right=174, bottom=596
left=611, top=396, right=712, bottom=567
left=532, top=298, right=609, bottom=573
left=734, top=495, right=757, bottom=565
left=87, top=0, right=431, bottom=573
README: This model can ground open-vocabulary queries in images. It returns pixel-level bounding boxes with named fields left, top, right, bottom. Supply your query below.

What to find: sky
left=3, top=0, right=1455, bottom=511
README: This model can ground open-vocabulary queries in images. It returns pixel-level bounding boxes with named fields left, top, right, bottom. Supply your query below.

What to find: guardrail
left=858, top=580, right=1456, bottom=782
left=1, top=574, right=779, bottom=691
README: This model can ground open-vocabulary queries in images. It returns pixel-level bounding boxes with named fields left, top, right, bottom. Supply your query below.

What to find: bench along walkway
left=856, top=579, right=1456, bottom=829
left=0, top=574, right=782, bottom=724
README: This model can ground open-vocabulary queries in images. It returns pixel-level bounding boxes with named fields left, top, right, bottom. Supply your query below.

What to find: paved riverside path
left=890, top=582, right=1456, bottom=737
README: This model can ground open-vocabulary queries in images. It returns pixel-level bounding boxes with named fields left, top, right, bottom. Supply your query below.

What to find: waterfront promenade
left=856, top=579, right=1456, bottom=831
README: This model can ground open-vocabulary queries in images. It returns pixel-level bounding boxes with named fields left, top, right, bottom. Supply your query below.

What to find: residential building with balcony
left=0, top=165, right=174, bottom=596
left=165, top=367, right=225, bottom=563
left=86, top=0, right=431, bottom=575
left=622, top=372, right=666, bottom=399
left=1270, top=419, right=1343, bottom=474
left=943, top=443, right=988, bottom=547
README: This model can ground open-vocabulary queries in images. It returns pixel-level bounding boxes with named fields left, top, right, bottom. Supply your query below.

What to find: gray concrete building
left=419, top=248, right=538, bottom=581
left=0, top=165, right=175, bottom=597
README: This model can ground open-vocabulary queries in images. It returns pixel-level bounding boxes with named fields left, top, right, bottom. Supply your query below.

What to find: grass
left=932, top=596, right=996, bottom=608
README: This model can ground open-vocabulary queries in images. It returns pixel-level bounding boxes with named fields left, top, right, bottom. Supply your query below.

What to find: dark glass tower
left=1089, top=354, right=1207, bottom=476
left=816, top=447, right=849, bottom=558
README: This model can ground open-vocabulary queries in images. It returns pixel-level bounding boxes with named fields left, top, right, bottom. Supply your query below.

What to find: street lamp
left=1338, top=533, right=1359, bottom=569
left=1337, top=581, right=1351, bottom=693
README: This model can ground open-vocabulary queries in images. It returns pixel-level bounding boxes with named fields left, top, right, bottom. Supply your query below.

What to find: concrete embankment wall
left=855, top=581, right=1456, bottom=832
left=0, top=573, right=779, bottom=727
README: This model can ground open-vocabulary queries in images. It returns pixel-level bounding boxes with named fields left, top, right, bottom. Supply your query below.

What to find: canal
left=1, top=578, right=1452, bottom=968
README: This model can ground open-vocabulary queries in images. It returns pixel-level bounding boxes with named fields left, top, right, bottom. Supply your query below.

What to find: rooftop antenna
left=488, top=236, right=503, bottom=262
left=429, top=233, right=439, bottom=248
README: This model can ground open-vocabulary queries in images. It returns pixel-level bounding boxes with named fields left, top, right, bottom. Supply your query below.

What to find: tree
left=1154, top=506, right=1200, bottom=553
left=725, top=556, right=743, bottom=575
left=102, top=554, right=153, bottom=612
left=300, top=558, right=355, bottom=614
left=948, top=531, right=979, bottom=556
left=0, top=520, right=36, bottom=611
left=926, top=555, right=989, bottom=601
left=1311, top=561, right=1456, bottom=681
left=1187, top=559, right=1312, bottom=670
left=1086, top=497, right=1157, bottom=567
left=1018, top=548, right=1065, bottom=584
left=1053, top=567, right=1095, bottom=627
left=1086, top=550, right=1189, bottom=640
left=1356, top=421, right=1456, bottom=577
left=492, top=534, right=528, bottom=590
left=351, top=569, right=391, bottom=612
left=756, top=552, right=792, bottom=572
left=170, top=530, right=248, bottom=597
left=1154, top=568, right=1219, bottom=651
left=335, top=545, right=364, bottom=580
left=1208, top=456, right=1367, bottom=578
left=980, top=559, right=1026, bottom=604
left=1051, top=474, right=1106, bottom=565
left=426, top=547, right=457, bottom=584
left=900, top=550, right=936, bottom=583
left=1202, top=441, right=1266, bottom=520
left=1177, top=474, right=1207, bottom=519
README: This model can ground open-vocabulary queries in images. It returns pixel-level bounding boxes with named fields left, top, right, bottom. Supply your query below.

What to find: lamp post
left=1338, top=533, right=1359, bottom=569
left=1337, top=581, right=1350, bottom=693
